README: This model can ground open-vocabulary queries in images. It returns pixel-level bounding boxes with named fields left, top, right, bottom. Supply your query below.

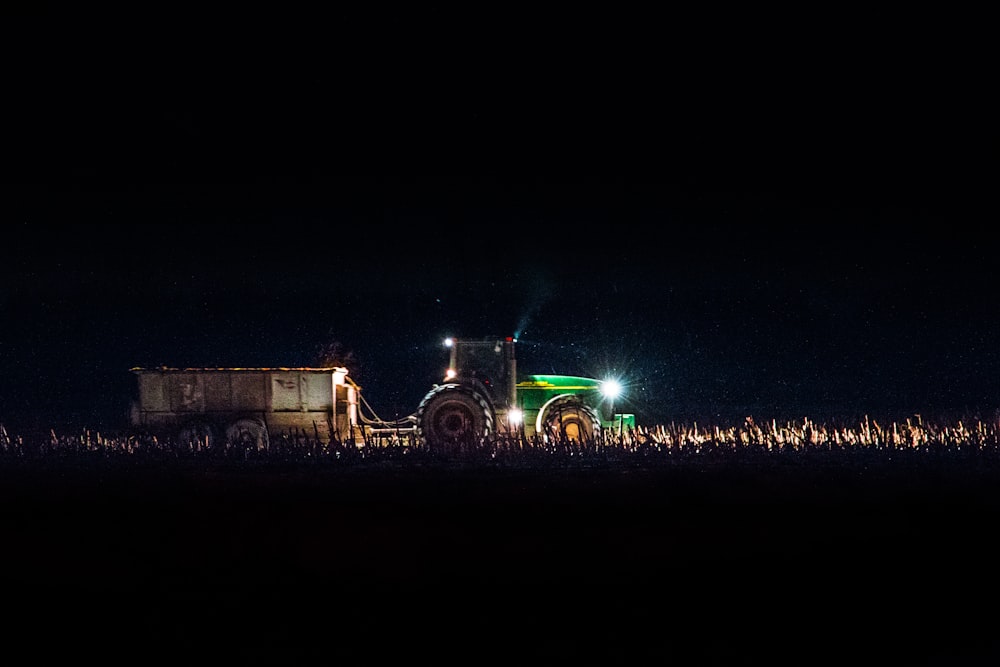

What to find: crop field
left=3, top=412, right=1000, bottom=664
left=5, top=410, right=1000, bottom=469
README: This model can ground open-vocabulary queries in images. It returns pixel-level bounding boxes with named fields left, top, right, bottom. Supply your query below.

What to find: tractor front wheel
left=540, top=397, right=602, bottom=444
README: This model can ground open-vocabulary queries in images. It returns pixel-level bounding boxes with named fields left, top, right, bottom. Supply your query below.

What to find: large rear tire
left=540, top=397, right=602, bottom=444
left=416, top=383, right=494, bottom=456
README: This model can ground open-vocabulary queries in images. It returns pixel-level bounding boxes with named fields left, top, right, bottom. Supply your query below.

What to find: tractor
left=415, top=336, right=634, bottom=453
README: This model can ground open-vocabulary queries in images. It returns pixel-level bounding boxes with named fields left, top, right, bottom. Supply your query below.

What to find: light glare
left=601, top=379, right=623, bottom=399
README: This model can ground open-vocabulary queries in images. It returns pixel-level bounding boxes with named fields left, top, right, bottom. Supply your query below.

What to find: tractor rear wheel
left=416, top=383, right=494, bottom=456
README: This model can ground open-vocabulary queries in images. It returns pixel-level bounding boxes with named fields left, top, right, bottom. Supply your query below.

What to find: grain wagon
left=128, top=366, right=361, bottom=447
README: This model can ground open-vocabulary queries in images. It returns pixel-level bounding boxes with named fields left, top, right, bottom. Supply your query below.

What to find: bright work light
left=601, top=379, right=623, bottom=399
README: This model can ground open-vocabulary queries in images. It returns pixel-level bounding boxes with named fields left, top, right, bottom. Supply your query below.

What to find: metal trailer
left=128, top=366, right=361, bottom=447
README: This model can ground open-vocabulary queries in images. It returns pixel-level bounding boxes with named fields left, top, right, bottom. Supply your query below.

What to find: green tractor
left=416, top=336, right=634, bottom=453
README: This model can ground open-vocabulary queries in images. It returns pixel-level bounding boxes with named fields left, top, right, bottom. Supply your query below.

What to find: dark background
left=2, top=9, right=999, bottom=664
left=1, top=9, right=995, bottom=432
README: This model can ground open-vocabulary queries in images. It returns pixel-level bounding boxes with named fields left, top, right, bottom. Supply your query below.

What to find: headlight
left=601, top=379, right=623, bottom=400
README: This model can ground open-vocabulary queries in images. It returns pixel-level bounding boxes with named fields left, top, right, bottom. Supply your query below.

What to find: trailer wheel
left=540, top=397, right=602, bottom=444
left=177, top=420, right=216, bottom=449
left=416, top=383, right=494, bottom=455
left=226, top=418, right=269, bottom=450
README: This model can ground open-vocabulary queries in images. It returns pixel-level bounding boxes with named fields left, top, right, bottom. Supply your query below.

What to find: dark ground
left=2, top=458, right=1000, bottom=664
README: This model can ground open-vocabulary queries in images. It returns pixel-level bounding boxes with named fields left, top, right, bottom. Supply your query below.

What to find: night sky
left=1, top=10, right=994, bottom=433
